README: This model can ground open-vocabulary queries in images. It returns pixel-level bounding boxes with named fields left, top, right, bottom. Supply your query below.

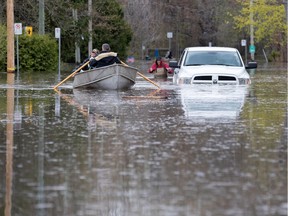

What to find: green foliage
left=0, top=0, right=133, bottom=65
left=0, top=24, right=7, bottom=71
left=92, top=0, right=132, bottom=59
left=0, top=25, right=58, bottom=72
left=44, top=0, right=132, bottom=63
left=93, top=0, right=132, bottom=58
left=269, top=50, right=280, bottom=61
left=233, top=0, right=287, bottom=59
left=18, top=34, right=58, bottom=72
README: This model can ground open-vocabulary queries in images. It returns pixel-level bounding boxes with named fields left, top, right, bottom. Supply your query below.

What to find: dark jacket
left=90, top=51, right=121, bottom=68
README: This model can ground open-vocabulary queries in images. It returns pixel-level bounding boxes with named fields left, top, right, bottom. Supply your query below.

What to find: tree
left=92, top=0, right=132, bottom=59
left=234, top=0, right=287, bottom=61
left=123, top=1, right=160, bottom=58
left=118, top=0, right=243, bottom=58
left=0, top=0, right=132, bottom=64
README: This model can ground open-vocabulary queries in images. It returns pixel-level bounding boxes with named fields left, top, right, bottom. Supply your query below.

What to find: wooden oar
left=120, top=61, right=161, bottom=89
left=136, top=72, right=161, bottom=89
left=53, top=61, right=90, bottom=90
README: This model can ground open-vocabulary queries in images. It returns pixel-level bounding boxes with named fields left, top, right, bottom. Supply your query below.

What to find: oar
left=53, top=61, right=90, bottom=90
left=120, top=61, right=161, bottom=89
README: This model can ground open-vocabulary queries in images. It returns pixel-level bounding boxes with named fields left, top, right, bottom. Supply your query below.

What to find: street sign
left=14, top=23, right=22, bottom=74
left=14, top=23, right=22, bottom=35
left=25, top=26, right=33, bottom=36
left=55, top=28, right=61, bottom=81
left=241, top=39, right=246, bottom=46
left=55, top=28, right=61, bottom=39
left=249, top=45, right=256, bottom=53
left=167, top=32, right=173, bottom=38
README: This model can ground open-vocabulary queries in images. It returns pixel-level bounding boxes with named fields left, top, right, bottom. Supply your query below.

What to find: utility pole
left=39, top=0, right=45, bottom=34
left=250, top=0, right=255, bottom=61
left=73, top=9, right=81, bottom=63
left=88, top=0, right=92, bottom=55
left=7, top=0, right=15, bottom=72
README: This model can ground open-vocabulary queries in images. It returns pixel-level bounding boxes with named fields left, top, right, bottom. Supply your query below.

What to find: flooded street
left=0, top=62, right=287, bottom=216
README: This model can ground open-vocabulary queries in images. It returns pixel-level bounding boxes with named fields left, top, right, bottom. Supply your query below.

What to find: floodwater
left=0, top=62, right=287, bottom=216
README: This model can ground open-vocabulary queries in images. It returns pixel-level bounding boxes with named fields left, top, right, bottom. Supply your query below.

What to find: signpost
left=14, top=23, right=22, bottom=35
left=167, top=32, right=173, bottom=52
left=241, top=39, right=247, bottom=65
left=249, top=44, right=256, bottom=74
left=55, top=28, right=61, bottom=81
left=14, top=23, right=22, bottom=75
left=249, top=44, right=256, bottom=54
left=141, top=44, right=145, bottom=60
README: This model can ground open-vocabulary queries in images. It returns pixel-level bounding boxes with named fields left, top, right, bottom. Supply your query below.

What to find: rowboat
left=72, top=64, right=138, bottom=90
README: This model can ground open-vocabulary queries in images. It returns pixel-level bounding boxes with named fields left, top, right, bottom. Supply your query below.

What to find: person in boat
left=89, top=43, right=121, bottom=68
left=72, top=49, right=100, bottom=72
left=86, top=48, right=100, bottom=69
left=148, top=56, right=173, bottom=78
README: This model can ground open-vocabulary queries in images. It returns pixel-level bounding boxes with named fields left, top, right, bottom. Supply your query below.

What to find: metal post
left=55, top=28, right=61, bottom=81
left=16, top=35, right=19, bottom=75
left=58, top=37, right=61, bottom=81
left=245, top=44, right=247, bottom=65
left=167, top=32, right=173, bottom=56
left=250, top=0, right=254, bottom=61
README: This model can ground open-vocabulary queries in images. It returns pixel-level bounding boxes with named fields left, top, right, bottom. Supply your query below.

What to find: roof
left=184, top=47, right=238, bottom=52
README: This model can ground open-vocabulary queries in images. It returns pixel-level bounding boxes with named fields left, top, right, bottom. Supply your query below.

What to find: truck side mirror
left=169, top=60, right=180, bottom=68
left=246, top=61, right=257, bottom=69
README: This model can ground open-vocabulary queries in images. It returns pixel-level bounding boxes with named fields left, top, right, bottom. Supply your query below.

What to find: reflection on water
left=5, top=74, right=14, bottom=216
left=63, top=89, right=121, bottom=131
left=0, top=65, right=287, bottom=216
left=179, top=85, right=248, bottom=120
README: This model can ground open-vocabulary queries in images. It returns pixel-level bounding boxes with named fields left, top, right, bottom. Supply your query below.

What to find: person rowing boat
left=89, top=43, right=121, bottom=68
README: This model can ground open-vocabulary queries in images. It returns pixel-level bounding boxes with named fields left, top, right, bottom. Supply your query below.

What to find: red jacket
left=148, top=60, right=172, bottom=73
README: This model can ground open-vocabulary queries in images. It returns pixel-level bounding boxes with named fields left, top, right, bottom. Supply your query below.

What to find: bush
left=0, top=25, right=7, bottom=71
left=0, top=25, right=58, bottom=72
left=19, top=34, right=58, bottom=72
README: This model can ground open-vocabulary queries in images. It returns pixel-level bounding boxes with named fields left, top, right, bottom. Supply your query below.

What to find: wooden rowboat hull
left=73, top=64, right=138, bottom=90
